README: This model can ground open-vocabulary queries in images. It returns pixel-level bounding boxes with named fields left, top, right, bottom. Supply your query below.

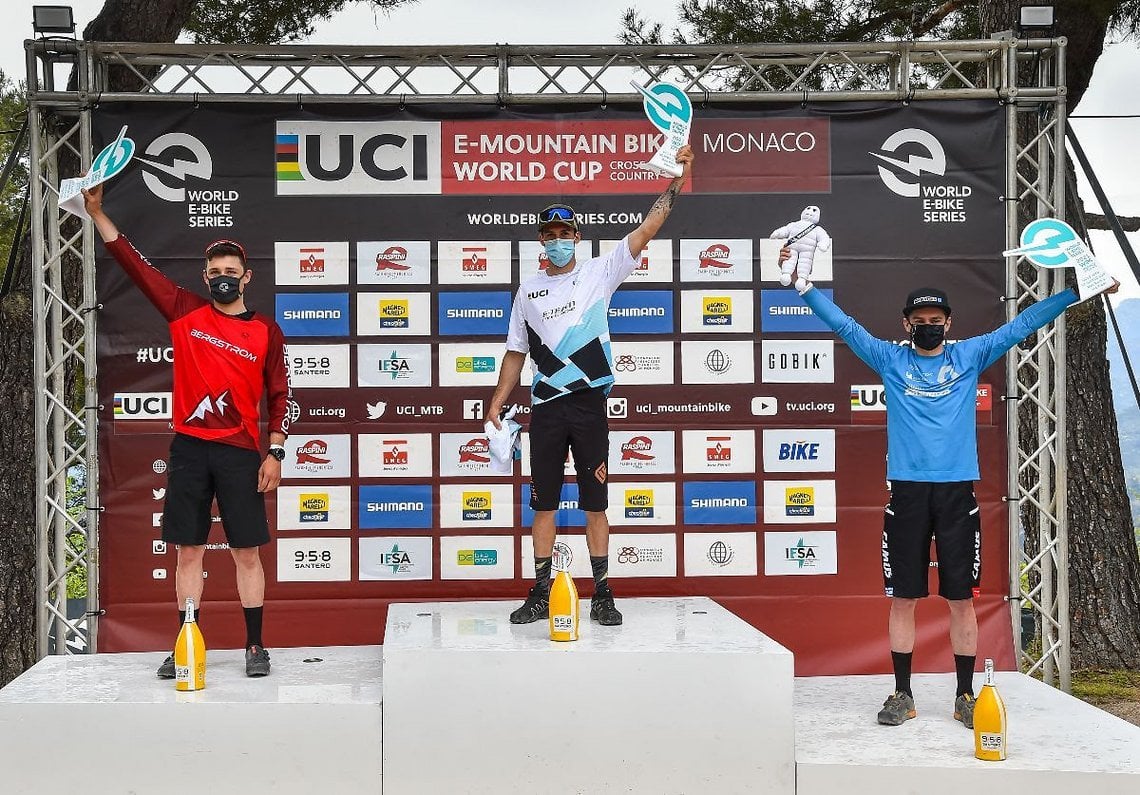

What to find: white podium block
left=0, top=646, right=382, bottom=795
left=795, top=672, right=1140, bottom=795
left=382, top=597, right=794, bottom=794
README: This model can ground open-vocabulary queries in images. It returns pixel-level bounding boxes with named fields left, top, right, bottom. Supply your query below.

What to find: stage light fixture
left=1017, top=5, right=1055, bottom=37
left=32, top=5, right=75, bottom=35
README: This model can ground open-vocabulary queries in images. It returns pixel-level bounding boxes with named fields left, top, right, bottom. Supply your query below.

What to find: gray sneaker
left=953, top=693, right=975, bottom=728
left=876, top=691, right=917, bottom=725
left=156, top=654, right=175, bottom=679
left=245, top=645, right=271, bottom=677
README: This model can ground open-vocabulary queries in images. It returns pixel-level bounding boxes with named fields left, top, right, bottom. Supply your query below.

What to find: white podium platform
left=382, top=596, right=795, bottom=794
left=0, top=645, right=382, bottom=795
left=795, top=672, right=1140, bottom=794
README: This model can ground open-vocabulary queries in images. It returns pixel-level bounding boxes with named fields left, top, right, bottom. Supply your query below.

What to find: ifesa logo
left=870, top=128, right=972, bottom=224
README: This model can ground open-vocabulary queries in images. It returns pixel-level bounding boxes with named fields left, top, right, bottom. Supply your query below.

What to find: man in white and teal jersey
left=488, top=145, right=695, bottom=628
left=797, top=277, right=1117, bottom=728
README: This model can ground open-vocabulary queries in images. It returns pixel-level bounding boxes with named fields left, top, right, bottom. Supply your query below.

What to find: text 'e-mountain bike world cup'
left=274, top=118, right=830, bottom=195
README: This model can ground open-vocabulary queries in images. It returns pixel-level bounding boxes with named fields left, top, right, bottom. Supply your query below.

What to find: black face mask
left=910, top=323, right=946, bottom=351
left=208, top=274, right=242, bottom=304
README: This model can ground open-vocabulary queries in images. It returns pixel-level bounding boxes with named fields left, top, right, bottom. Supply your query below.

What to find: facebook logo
left=760, top=289, right=833, bottom=333
left=463, top=399, right=484, bottom=420
left=438, top=291, right=512, bottom=336
left=276, top=293, right=351, bottom=337
left=521, top=483, right=586, bottom=527
left=607, top=290, right=674, bottom=335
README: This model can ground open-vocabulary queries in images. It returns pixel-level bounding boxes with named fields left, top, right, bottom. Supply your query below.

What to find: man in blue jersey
left=487, top=145, right=695, bottom=627
left=795, top=276, right=1117, bottom=728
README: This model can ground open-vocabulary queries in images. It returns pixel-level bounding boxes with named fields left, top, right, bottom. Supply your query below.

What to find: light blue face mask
left=543, top=239, right=576, bottom=268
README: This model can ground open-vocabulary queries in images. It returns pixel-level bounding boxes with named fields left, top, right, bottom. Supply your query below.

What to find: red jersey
left=106, top=235, right=291, bottom=451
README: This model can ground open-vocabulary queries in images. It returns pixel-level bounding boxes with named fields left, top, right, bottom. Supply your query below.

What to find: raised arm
left=800, top=285, right=894, bottom=374
left=626, top=144, right=694, bottom=259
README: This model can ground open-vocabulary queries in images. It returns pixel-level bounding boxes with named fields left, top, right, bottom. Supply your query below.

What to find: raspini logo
left=296, top=439, right=330, bottom=464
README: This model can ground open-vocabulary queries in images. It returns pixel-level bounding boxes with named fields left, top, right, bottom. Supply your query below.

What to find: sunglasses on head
left=539, top=205, right=575, bottom=224
left=204, top=238, right=247, bottom=263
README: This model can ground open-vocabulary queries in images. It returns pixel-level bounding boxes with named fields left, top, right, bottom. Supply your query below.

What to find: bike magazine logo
left=276, top=485, right=352, bottom=530
left=679, top=239, right=753, bottom=281
left=276, top=293, right=350, bottom=337
left=274, top=241, right=349, bottom=285
left=359, top=536, right=434, bottom=580
left=438, top=291, right=512, bottom=336
left=607, top=290, right=674, bottom=335
left=439, top=484, right=514, bottom=527
left=762, top=429, right=836, bottom=472
left=764, top=531, right=838, bottom=576
left=682, top=481, right=757, bottom=525
left=359, top=484, right=433, bottom=529
left=762, top=480, right=837, bottom=523
left=682, top=531, right=758, bottom=576
left=357, top=241, right=431, bottom=284
left=275, top=537, right=352, bottom=582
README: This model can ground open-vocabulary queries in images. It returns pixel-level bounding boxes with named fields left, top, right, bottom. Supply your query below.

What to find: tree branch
left=1086, top=212, right=1140, bottom=232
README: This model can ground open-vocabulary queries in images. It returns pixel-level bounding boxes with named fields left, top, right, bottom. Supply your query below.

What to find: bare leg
left=947, top=598, right=978, bottom=655
left=175, top=544, right=206, bottom=607
left=584, top=510, right=610, bottom=557
left=229, top=546, right=265, bottom=608
left=889, top=597, right=918, bottom=652
left=531, top=510, right=557, bottom=558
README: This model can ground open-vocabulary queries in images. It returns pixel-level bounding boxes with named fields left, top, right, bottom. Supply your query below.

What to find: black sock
left=590, top=555, right=610, bottom=593
left=955, top=654, right=976, bottom=697
left=891, top=651, right=913, bottom=696
left=534, top=556, right=552, bottom=593
left=244, top=606, right=264, bottom=648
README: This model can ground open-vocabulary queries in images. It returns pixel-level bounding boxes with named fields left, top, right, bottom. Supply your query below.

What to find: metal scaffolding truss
left=25, top=39, right=1071, bottom=685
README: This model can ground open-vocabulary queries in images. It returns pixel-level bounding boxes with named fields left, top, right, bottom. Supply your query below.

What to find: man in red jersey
left=84, top=184, right=291, bottom=678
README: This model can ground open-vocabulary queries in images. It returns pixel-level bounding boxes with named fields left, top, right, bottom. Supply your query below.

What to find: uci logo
left=870, top=128, right=946, bottom=198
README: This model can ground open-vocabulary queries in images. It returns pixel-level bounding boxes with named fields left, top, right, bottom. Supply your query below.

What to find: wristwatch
left=267, top=444, right=286, bottom=462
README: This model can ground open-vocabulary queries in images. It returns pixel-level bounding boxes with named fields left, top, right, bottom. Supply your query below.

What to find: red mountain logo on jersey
left=620, top=436, right=655, bottom=461
left=184, top=390, right=240, bottom=429
left=698, top=244, right=733, bottom=268
left=296, top=439, right=330, bottom=464
left=300, top=247, right=325, bottom=274
left=376, top=247, right=411, bottom=271
left=462, top=247, right=488, bottom=272
left=458, top=438, right=490, bottom=463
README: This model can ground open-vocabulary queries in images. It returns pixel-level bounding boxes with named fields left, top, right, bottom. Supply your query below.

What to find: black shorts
left=162, top=433, right=270, bottom=548
left=881, top=480, right=981, bottom=600
left=528, top=388, right=609, bottom=512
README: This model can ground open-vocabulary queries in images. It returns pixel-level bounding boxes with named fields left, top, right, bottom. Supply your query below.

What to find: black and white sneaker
left=245, top=645, right=271, bottom=677
left=156, top=654, right=175, bottom=679
left=590, top=588, right=623, bottom=626
left=509, top=584, right=550, bottom=624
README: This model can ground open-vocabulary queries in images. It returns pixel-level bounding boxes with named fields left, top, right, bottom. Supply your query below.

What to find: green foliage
left=186, top=0, right=419, bottom=44
left=1071, top=668, right=1140, bottom=702
left=66, top=467, right=87, bottom=599
left=0, top=69, right=28, bottom=280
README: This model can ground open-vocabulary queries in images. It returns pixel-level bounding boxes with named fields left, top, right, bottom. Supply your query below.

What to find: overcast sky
left=4, top=0, right=1138, bottom=298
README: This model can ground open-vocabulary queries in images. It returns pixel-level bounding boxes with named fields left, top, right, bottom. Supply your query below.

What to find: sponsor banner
left=682, top=531, right=758, bottom=577
left=607, top=290, right=674, bottom=335
left=693, top=118, right=831, bottom=193
left=276, top=537, right=352, bottom=582
left=759, top=289, right=834, bottom=333
left=286, top=344, right=351, bottom=389
left=356, top=241, right=431, bottom=285
left=275, top=120, right=443, bottom=195
left=680, top=429, right=756, bottom=474
left=113, top=391, right=172, bottom=420
left=762, top=480, right=838, bottom=524
left=764, top=531, right=838, bottom=576
left=437, top=241, right=512, bottom=284
left=520, top=431, right=574, bottom=477
left=757, top=238, right=832, bottom=283
left=356, top=292, right=432, bottom=336
left=282, top=434, right=352, bottom=479
left=438, top=342, right=503, bottom=387
left=358, top=433, right=433, bottom=478
left=762, top=429, right=836, bottom=473
left=521, top=483, right=586, bottom=528
left=680, top=290, right=755, bottom=334
left=609, top=430, right=676, bottom=475
left=276, top=292, right=351, bottom=337
left=517, top=239, right=593, bottom=278
left=276, top=485, right=352, bottom=530
left=357, top=343, right=433, bottom=388
left=439, top=432, right=513, bottom=477
left=599, top=239, right=673, bottom=282
left=850, top=384, right=887, bottom=424
left=761, top=339, right=834, bottom=383
left=610, top=533, right=677, bottom=578
left=440, top=535, right=515, bottom=580
left=611, top=341, right=675, bottom=385
left=359, top=484, right=433, bottom=529
left=439, top=484, right=515, bottom=528
left=682, top=481, right=758, bottom=525
left=437, top=291, right=512, bottom=336
left=274, top=241, right=349, bottom=285
left=605, top=481, right=677, bottom=526
left=679, top=340, right=754, bottom=385
left=678, top=239, right=753, bottom=282
left=359, top=536, right=433, bottom=581
left=521, top=535, right=592, bottom=579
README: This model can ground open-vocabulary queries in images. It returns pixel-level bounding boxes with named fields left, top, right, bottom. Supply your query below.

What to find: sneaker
left=876, top=691, right=917, bottom=725
left=509, top=584, right=549, bottom=624
left=156, top=654, right=175, bottom=679
left=590, top=588, right=623, bottom=626
left=245, top=645, right=271, bottom=677
left=953, top=692, right=975, bottom=729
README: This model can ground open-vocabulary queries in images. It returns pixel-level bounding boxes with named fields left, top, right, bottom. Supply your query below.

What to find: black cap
left=903, top=287, right=951, bottom=316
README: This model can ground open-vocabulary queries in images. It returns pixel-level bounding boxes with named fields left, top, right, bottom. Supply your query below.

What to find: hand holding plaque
left=1003, top=218, right=1116, bottom=300
left=60, top=125, right=136, bottom=219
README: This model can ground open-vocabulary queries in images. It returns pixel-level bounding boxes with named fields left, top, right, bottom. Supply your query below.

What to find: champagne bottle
left=174, top=597, right=207, bottom=691
left=973, top=658, right=1007, bottom=761
left=548, top=570, right=579, bottom=642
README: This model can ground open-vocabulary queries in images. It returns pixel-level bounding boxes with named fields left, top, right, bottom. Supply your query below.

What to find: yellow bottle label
left=548, top=570, right=579, bottom=642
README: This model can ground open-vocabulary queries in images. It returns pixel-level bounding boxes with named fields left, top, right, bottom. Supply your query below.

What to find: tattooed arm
left=626, top=144, right=694, bottom=258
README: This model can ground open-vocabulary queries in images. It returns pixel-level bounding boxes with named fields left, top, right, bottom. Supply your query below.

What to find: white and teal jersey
left=507, top=237, right=638, bottom=405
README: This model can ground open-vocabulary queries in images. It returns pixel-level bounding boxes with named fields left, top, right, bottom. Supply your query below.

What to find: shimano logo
left=690, top=498, right=748, bottom=508
left=609, top=307, right=666, bottom=317
left=283, top=309, right=342, bottom=320
left=769, top=306, right=812, bottom=316
left=367, top=501, right=425, bottom=512
left=446, top=308, right=504, bottom=319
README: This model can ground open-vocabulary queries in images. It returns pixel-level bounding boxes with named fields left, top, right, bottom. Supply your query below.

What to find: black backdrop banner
left=94, top=101, right=1012, bottom=674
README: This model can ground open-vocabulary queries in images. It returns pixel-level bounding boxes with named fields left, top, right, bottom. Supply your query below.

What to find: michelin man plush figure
left=771, top=205, right=832, bottom=292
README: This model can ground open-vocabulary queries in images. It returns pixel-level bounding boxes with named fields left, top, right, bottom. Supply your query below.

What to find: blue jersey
left=802, top=286, right=1077, bottom=482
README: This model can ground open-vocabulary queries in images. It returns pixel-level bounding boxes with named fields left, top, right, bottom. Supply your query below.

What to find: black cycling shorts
left=881, top=480, right=981, bottom=600
left=528, top=388, right=609, bottom=512
left=162, top=433, right=270, bottom=548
